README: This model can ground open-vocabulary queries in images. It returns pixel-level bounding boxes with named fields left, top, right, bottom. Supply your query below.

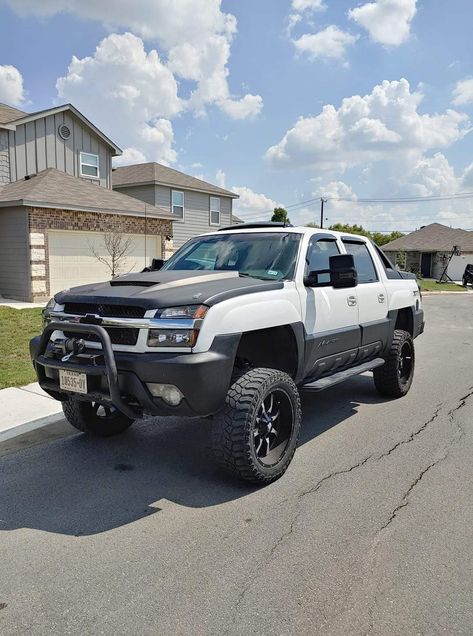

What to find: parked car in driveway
left=30, top=223, right=424, bottom=484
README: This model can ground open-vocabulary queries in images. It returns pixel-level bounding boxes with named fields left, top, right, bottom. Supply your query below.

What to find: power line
left=237, top=189, right=473, bottom=220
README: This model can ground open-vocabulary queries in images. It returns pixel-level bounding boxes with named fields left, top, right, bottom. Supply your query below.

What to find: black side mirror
left=329, top=254, right=357, bottom=288
left=150, top=258, right=165, bottom=271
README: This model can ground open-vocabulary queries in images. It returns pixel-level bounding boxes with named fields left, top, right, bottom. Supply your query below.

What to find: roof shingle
left=0, top=102, right=27, bottom=124
left=0, top=168, right=174, bottom=219
left=112, top=162, right=239, bottom=198
left=382, top=222, right=473, bottom=252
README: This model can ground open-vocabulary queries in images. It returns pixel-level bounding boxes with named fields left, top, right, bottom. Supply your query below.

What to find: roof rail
left=218, top=221, right=294, bottom=231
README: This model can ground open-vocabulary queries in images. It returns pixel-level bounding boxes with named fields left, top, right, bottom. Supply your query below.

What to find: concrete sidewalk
left=0, top=382, right=64, bottom=442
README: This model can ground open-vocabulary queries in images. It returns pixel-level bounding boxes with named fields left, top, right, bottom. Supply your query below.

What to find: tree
left=328, top=223, right=404, bottom=247
left=89, top=232, right=135, bottom=278
left=271, top=207, right=290, bottom=223
left=305, top=222, right=319, bottom=228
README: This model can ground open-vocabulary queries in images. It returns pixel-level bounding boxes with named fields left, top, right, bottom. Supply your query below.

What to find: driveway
left=1, top=295, right=472, bottom=635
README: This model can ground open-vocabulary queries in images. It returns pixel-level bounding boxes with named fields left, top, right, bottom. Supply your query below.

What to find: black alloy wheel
left=212, top=368, right=302, bottom=484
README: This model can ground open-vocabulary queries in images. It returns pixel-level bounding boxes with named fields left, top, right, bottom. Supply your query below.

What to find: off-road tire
left=373, top=329, right=415, bottom=398
left=62, top=399, right=134, bottom=437
left=212, top=368, right=302, bottom=484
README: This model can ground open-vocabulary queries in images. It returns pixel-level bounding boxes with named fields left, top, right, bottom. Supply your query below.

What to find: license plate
left=59, top=369, right=87, bottom=394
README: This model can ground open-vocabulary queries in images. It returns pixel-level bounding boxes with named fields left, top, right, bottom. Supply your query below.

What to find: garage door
left=48, top=230, right=161, bottom=295
left=447, top=254, right=470, bottom=281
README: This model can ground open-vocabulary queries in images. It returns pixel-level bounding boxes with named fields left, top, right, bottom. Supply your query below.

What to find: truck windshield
left=162, top=232, right=302, bottom=281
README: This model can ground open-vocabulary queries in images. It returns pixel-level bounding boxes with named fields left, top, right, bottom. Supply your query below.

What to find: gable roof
left=0, top=102, right=121, bottom=155
left=0, top=168, right=174, bottom=219
left=0, top=102, right=27, bottom=124
left=112, top=162, right=239, bottom=198
left=382, top=222, right=473, bottom=252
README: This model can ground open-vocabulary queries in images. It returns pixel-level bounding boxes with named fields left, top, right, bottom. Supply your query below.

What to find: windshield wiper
left=238, top=272, right=256, bottom=278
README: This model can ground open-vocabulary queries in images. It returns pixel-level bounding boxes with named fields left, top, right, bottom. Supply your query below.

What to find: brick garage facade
left=27, top=207, right=173, bottom=301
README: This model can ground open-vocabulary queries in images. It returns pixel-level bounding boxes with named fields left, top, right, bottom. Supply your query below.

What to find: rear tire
left=62, top=399, right=134, bottom=437
left=212, top=368, right=302, bottom=484
left=373, top=329, right=415, bottom=398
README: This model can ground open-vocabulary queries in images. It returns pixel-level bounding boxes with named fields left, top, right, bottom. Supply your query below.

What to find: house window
left=172, top=190, right=184, bottom=220
left=80, top=152, right=99, bottom=179
left=210, top=197, right=221, bottom=226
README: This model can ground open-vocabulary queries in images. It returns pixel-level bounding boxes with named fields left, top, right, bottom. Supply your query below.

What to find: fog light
left=146, top=383, right=184, bottom=406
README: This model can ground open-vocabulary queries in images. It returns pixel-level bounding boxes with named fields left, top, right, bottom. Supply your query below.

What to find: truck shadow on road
left=0, top=375, right=389, bottom=536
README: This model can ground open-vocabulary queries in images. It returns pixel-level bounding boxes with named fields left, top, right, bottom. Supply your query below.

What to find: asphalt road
left=1, top=295, right=473, bottom=635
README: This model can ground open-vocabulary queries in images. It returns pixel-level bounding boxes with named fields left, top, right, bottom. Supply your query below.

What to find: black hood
left=55, top=270, right=284, bottom=310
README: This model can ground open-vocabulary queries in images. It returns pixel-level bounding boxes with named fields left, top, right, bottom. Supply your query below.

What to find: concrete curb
left=0, top=412, right=65, bottom=443
left=422, top=291, right=471, bottom=295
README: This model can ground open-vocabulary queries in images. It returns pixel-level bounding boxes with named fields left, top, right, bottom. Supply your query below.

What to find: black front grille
left=64, top=303, right=146, bottom=319
left=62, top=303, right=144, bottom=346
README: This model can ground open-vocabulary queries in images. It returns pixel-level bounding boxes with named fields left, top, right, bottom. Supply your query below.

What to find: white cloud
left=231, top=186, right=279, bottom=219
left=10, top=0, right=263, bottom=126
left=293, top=26, right=358, bottom=61
left=219, top=94, right=263, bottom=120
left=291, top=0, right=326, bottom=12
left=265, top=79, right=470, bottom=173
left=57, top=32, right=179, bottom=164
left=215, top=169, right=226, bottom=187
left=0, top=64, right=25, bottom=106
left=452, top=78, right=473, bottom=106
left=113, top=148, right=147, bottom=167
left=348, top=0, right=417, bottom=46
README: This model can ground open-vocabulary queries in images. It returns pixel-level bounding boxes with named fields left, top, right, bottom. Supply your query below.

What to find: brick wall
left=27, top=207, right=173, bottom=301
left=0, top=130, right=10, bottom=184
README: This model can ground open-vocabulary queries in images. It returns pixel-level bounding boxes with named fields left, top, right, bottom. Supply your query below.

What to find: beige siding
left=0, top=130, right=9, bottom=183
left=113, top=183, right=157, bottom=206
left=155, top=185, right=233, bottom=248
left=0, top=207, right=30, bottom=301
left=10, top=112, right=113, bottom=188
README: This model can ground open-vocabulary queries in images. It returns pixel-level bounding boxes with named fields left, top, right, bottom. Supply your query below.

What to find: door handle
left=378, top=293, right=385, bottom=303
left=347, top=295, right=357, bottom=306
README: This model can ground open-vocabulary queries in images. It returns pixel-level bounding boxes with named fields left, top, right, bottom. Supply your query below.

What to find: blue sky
left=1, top=0, right=473, bottom=230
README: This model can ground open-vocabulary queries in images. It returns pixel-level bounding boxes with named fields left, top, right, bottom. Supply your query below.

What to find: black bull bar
left=33, top=321, right=138, bottom=419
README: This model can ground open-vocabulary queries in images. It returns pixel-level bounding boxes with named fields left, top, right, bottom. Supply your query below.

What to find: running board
left=301, top=358, right=385, bottom=392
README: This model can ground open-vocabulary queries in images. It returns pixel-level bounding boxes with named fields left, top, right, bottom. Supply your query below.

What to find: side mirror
left=150, top=258, right=165, bottom=271
left=304, top=254, right=358, bottom=288
left=329, top=254, right=357, bottom=288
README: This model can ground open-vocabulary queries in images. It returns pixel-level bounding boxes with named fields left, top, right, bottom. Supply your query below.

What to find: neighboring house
left=0, top=102, right=174, bottom=302
left=112, top=163, right=239, bottom=249
left=383, top=222, right=473, bottom=280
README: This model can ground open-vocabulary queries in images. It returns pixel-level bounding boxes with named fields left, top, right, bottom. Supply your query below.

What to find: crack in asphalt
left=227, top=389, right=473, bottom=631
left=363, top=388, right=472, bottom=635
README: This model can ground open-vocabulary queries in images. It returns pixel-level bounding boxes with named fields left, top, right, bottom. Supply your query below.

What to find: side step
left=301, top=358, right=385, bottom=392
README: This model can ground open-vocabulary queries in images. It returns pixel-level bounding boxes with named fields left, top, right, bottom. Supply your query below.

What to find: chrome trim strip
left=48, top=311, right=198, bottom=330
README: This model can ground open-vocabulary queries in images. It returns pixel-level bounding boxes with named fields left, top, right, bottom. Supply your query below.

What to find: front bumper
left=30, top=321, right=240, bottom=418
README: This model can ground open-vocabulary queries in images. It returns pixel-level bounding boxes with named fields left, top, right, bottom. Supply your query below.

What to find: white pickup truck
left=31, top=223, right=424, bottom=484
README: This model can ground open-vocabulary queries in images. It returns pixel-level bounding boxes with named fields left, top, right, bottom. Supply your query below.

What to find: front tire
left=62, top=399, right=134, bottom=437
left=212, top=368, right=302, bottom=484
left=373, top=329, right=415, bottom=398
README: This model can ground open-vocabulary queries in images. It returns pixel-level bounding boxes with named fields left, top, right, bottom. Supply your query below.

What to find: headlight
left=157, top=305, right=208, bottom=319
left=148, top=329, right=197, bottom=347
left=42, top=297, right=56, bottom=327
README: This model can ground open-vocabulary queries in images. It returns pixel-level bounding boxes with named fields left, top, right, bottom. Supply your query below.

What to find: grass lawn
left=418, top=278, right=466, bottom=292
left=0, top=306, right=43, bottom=389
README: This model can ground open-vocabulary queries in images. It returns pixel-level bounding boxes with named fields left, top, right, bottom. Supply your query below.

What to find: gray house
left=0, top=102, right=173, bottom=302
left=383, top=222, right=473, bottom=280
left=112, top=162, right=239, bottom=249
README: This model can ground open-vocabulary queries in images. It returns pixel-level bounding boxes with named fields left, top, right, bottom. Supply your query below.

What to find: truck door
left=341, top=238, right=390, bottom=359
left=298, top=234, right=360, bottom=380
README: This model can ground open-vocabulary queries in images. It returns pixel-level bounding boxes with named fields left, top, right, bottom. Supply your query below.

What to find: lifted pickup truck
left=31, top=223, right=424, bottom=484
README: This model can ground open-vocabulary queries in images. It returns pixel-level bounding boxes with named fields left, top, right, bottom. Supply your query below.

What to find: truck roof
left=203, top=223, right=370, bottom=242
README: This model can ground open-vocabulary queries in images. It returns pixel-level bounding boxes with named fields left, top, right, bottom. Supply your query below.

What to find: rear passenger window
left=343, top=241, right=378, bottom=284
left=306, top=239, right=340, bottom=284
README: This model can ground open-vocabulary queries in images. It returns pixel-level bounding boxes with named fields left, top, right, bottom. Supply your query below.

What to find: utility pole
left=320, top=198, right=327, bottom=229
